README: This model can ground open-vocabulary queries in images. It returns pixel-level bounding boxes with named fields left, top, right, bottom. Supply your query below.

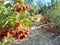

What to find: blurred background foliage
left=26, top=0, right=60, bottom=26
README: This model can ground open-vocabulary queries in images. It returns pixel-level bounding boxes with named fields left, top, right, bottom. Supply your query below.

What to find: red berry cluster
left=0, top=30, right=10, bottom=39
left=12, top=3, right=28, bottom=12
left=0, top=27, right=29, bottom=40
left=10, top=28, right=29, bottom=40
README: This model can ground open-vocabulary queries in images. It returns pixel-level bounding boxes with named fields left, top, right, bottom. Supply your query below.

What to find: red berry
left=23, top=6, right=26, bottom=10
left=23, top=6, right=28, bottom=10
left=26, top=29, right=29, bottom=32
left=5, top=32, right=10, bottom=37
left=10, top=31, right=16, bottom=37
left=19, top=30, right=23, bottom=34
left=25, top=6, right=28, bottom=10
left=25, top=30, right=29, bottom=35
left=15, top=32, right=18, bottom=38
left=16, top=8, right=20, bottom=12
left=24, top=34, right=28, bottom=38
left=10, top=31, right=14, bottom=34
left=19, top=34, right=25, bottom=39
left=16, top=6, right=23, bottom=12
left=23, top=30, right=25, bottom=33
left=19, top=7, right=23, bottom=11
left=0, top=35, right=3, bottom=39
left=0, top=35, right=4, bottom=39
left=25, top=32, right=28, bottom=35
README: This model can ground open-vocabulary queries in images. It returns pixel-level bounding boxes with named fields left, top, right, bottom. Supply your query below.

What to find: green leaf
left=5, top=3, right=11, bottom=8
left=18, top=11, right=25, bottom=20
left=23, top=19, right=32, bottom=27
left=7, top=7, right=13, bottom=16
left=0, top=13, right=6, bottom=22
left=0, top=13, right=7, bottom=28
left=7, top=19, right=16, bottom=28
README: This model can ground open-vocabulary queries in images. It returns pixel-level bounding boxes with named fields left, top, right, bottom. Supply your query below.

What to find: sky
left=33, top=0, right=38, bottom=5
left=9, top=0, right=52, bottom=6
left=33, top=0, right=51, bottom=6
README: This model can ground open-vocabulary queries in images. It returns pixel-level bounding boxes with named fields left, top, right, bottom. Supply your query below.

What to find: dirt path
left=8, top=22, right=60, bottom=45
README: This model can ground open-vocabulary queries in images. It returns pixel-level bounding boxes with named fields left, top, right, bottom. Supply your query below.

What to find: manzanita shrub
left=0, top=0, right=31, bottom=45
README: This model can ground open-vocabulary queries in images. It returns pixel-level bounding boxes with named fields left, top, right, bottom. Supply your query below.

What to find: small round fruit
left=23, top=34, right=27, bottom=38
left=16, top=9, right=20, bottom=12
left=23, top=6, right=26, bottom=10
left=25, top=31, right=29, bottom=36
left=15, top=32, right=18, bottom=38
left=23, top=6, right=28, bottom=10
left=23, top=30, right=25, bottom=33
left=19, top=6, right=23, bottom=11
left=10, top=31, right=16, bottom=37
left=19, top=34, right=25, bottom=39
left=5, top=32, right=10, bottom=37
left=11, top=31, right=15, bottom=34
left=25, top=6, right=28, bottom=10
left=19, top=30, right=23, bottom=34
left=26, top=29, right=29, bottom=32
